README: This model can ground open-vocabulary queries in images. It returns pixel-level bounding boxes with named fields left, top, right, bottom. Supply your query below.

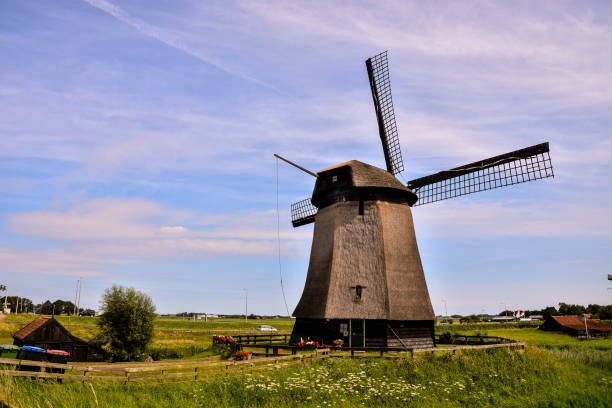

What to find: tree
left=34, top=299, right=77, bottom=315
left=587, top=304, right=612, bottom=320
left=540, top=306, right=558, bottom=319
left=3, top=296, right=33, bottom=313
left=97, top=285, right=156, bottom=361
left=459, top=315, right=480, bottom=323
left=558, top=303, right=586, bottom=316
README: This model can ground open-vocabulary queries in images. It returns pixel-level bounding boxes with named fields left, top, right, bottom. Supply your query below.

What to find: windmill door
left=350, top=320, right=365, bottom=348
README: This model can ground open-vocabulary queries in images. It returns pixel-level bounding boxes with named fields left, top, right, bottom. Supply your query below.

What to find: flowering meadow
left=2, top=346, right=610, bottom=407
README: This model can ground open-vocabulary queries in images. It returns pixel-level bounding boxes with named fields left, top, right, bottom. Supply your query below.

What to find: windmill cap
left=312, top=160, right=417, bottom=208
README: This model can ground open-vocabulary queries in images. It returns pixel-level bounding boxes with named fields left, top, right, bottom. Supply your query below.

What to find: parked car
left=257, top=325, right=278, bottom=332
left=79, top=309, right=96, bottom=317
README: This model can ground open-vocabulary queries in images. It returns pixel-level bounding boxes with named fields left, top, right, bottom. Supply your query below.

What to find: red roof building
left=539, top=315, right=612, bottom=338
left=13, top=316, right=103, bottom=361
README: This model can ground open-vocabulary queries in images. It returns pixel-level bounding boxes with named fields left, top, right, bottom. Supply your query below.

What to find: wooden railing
left=217, top=333, right=522, bottom=357
left=230, top=333, right=290, bottom=344
left=0, top=352, right=330, bottom=383
left=0, top=340, right=526, bottom=384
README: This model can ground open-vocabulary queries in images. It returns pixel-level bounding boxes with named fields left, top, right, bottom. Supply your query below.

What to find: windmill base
left=290, top=318, right=434, bottom=349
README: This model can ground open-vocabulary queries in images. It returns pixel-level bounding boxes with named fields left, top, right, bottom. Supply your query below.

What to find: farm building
left=539, top=315, right=612, bottom=338
left=491, top=316, right=515, bottom=322
left=12, top=316, right=104, bottom=361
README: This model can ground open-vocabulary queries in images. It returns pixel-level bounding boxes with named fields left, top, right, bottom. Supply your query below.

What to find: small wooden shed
left=12, top=316, right=103, bottom=361
left=539, top=315, right=612, bottom=338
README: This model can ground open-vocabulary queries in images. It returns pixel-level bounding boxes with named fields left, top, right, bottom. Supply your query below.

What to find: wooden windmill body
left=281, top=51, right=554, bottom=348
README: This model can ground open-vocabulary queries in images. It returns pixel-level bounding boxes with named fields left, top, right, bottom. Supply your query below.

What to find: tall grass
left=1, top=347, right=610, bottom=407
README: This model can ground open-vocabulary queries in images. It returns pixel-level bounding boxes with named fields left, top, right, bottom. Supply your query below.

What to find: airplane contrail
left=81, top=0, right=280, bottom=92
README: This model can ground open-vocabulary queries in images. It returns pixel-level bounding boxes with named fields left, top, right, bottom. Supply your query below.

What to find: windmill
left=277, top=51, right=554, bottom=349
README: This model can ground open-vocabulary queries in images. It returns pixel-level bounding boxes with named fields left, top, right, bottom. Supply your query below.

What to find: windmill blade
left=408, top=142, right=554, bottom=206
left=366, top=51, right=404, bottom=175
left=291, top=198, right=317, bottom=227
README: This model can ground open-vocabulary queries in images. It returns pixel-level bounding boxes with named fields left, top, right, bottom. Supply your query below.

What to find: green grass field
left=3, top=314, right=294, bottom=332
left=477, top=328, right=612, bottom=350
left=2, top=314, right=611, bottom=407
left=1, top=347, right=610, bottom=407
left=1, top=314, right=294, bottom=360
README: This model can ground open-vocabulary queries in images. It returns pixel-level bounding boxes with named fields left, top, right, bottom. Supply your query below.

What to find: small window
left=331, top=175, right=338, bottom=183
left=353, top=285, right=365, bottom=303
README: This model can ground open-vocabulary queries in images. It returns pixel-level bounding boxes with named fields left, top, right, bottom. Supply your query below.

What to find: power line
left=276, top=156, right=291, bottom=317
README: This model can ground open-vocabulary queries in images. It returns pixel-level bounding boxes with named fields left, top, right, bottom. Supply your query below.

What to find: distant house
left=12, top=316, right=104, bottom=361
left=197, top=314, right=219, bottom=321
left=491, top=315, right=515, bottom=322
left=539, top=315, right=612, bottom=338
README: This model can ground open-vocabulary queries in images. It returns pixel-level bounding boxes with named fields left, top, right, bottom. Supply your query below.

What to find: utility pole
left=77, top=278, right=82, bottom=315
left=73, top=278, right=82, bottom=316
left=1, top=285, right=7, bottom=313
left=243, top=288, right=248, bottom=322
left=580, top=314, right=590, bottom=339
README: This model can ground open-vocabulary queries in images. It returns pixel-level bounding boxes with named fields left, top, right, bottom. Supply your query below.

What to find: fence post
left=194, top=367, right=198, bottom=381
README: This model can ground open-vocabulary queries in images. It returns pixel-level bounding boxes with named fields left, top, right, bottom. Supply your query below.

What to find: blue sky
left=1, top=0, right=610, bottom=315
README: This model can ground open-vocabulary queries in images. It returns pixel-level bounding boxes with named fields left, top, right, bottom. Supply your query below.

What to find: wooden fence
left=231, top=333, right=290, bottom=344
left=1, top=339, right=525, bottom=384
left=227, top=333, right=521, bottom=356
left=0, top=351, right=330, bottom=384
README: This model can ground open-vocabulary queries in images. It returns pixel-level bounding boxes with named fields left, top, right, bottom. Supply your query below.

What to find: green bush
left=438, top=331, right=455, bottom=344
left=97, top=285, right=156, bottom=361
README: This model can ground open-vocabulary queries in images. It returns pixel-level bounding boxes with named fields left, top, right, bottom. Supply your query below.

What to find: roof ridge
left=13, top=316, right=50, bottom=340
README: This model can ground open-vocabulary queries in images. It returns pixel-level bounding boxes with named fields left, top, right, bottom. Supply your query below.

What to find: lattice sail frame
left=366, top=51, right=404, bottom=175
left=408, top=142, right=554, bottom=206
left=291, top=198, right=317, bottom=227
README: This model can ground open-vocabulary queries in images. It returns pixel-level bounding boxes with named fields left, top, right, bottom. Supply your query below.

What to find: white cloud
left=160, top=226, right=187, bottom=234
left=5, top=198, right=311, bottom=277
left=413, top=197, right=612, bottom=239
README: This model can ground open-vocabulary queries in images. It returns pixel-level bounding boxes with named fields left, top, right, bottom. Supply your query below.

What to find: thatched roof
left=318, top=160, right=408, bottom=190
left=312, top=160, right=417, bottom=207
